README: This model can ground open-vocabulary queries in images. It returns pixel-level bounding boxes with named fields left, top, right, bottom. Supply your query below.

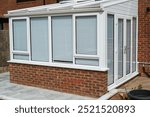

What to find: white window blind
left=107, top=14, right=114, bottom=85
left=13, top=19, right=27, bottom=51
left=52, top=16, right=73, bottom=62
left=76, top=16, right=97, bottom=55
left=30, top=17, right=49, bottom=62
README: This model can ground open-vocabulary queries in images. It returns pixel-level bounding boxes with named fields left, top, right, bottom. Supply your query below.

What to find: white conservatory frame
left=6, top=0, right=139, bottom=90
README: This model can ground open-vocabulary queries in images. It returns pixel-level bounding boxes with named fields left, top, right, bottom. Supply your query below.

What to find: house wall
left=138, top=0, right=150, bottom=76
left=9, top=63, right=107, bottom=98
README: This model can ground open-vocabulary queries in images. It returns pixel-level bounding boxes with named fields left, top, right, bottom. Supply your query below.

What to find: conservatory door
left=116, top=18, right=132, bottom=83
left=107, top=15, right=134, bottom=89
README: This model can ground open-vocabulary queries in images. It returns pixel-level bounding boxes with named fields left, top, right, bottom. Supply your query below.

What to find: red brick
left=9, top=63, right=107, bottom=97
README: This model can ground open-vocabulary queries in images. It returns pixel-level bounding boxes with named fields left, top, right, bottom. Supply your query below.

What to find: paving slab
left=0, top=72, right=95, bottom=100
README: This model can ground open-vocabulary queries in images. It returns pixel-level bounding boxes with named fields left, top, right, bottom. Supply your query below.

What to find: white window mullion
left=27, top=17, right=31, bottom=61
left=130, top=19, right=133, bottom=73
left=99, top=12, right=106, bottom=68
left=97, top=13, right=101, bottom=67
left=9, top=18, right=13, bottom=61
left=48, top=16, right=52, bottom=63
left=73, top=14, right=76, bottom=65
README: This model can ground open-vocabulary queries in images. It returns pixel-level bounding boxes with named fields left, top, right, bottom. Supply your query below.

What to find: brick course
left=138, top=0, right=150, bottom=76
left=9, top=63, right=107, bottom=97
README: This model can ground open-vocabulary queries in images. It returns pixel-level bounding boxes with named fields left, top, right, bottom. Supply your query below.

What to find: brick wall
left=0, top=30, right=9, bottom=73
left=9, top=63, right=107, bottom=97
left=138, top=0, right=150, bottom=76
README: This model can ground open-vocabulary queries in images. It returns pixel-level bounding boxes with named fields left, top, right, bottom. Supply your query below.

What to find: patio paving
left=0, top=72, right=94, bottom=100
left=120, top=76, right=150, bottom=90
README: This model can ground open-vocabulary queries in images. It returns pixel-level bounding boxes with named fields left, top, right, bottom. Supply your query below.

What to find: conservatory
left=6, top=0, right=138, bottom=97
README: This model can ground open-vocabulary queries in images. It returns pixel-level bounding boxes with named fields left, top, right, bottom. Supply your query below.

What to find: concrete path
left=0, top=72, right=94, bottom=100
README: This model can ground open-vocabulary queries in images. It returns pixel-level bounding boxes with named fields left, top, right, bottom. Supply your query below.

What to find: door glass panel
left=118, top=19, right=124, bottom=79
left=107, top=14, right=114, bottom=85
left=132, top=18, right=137, bottom=72
left=126, top=20, right=131, bottom=75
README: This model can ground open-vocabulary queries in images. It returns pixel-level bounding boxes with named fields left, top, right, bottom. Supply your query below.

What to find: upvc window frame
left=10, top=17, right=30, bottom=61
left=73, top=13, right=100, bottom=65
left=9, top=13, right=108, bottom=71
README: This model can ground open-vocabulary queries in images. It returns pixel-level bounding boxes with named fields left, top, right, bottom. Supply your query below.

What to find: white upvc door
left=108, top=15, right=135, bottom=90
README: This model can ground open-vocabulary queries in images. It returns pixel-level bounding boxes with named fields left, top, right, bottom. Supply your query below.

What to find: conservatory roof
left=6, top=0, right=130, bottom=17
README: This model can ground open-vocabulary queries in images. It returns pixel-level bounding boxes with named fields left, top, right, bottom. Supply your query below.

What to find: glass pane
left=107, top=14, right=114, bottom=85
left=132, top=18, right=137, bottom=72
left=31, top=17, right=49, bottom=62
left=13, top=54, right=29, bottom=60
left=75, top=59, right=99, bottom=66
left=13, top=19, right=27, bottom=51
left=126, top=20, right=131, bottom=75
left=76, top=16, right=97, bottom=55
left=118, top=19, right=124, bottom=79
left=52, top=16, right=73, bottom=62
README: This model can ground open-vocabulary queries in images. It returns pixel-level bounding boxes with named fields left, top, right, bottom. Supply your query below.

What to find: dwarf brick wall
left=138, top=0, right=150, bottom=76
left=9, top=63, right=107, bottom=97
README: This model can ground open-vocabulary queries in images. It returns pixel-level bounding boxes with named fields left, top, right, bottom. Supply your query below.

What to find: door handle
left=124, top=46, right=127, bottom=54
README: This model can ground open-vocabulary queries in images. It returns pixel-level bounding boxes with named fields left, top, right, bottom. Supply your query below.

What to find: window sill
left=8, top=60, right=108, bottom=72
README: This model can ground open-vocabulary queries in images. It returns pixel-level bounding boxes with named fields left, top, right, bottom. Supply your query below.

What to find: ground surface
left=0, top=72, right=94, bottom=100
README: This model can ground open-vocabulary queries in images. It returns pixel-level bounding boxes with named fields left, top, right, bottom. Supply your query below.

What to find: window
left=11, top=13, right=101, bottom=70
left=126, top=19, right=131, bottom=75
left=12, top=19, right=29, bottom=60
left=75, top=15, right=99, bottom=66
left=118, top=19, right=124, bottom=79
left=13, top=19, right=27, bottom=51
left=107, top=14, right=114, bottom=85
left=52, top=16, right=73, bottom=63
left=30, top=17, right=49, bottom=62
left=16, top=0, right=36, bottom=3
left=76, top=16, right=97, bottom=55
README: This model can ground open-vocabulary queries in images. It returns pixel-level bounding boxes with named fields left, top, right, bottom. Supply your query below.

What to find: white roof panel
left=6, top=0, right=130, bottom=17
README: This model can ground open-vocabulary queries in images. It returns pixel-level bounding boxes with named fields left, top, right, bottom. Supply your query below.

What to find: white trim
left=73, top=13, right=100, bottom=64
left=11, top=17, right=30, bottom=56
left=9, top=18, right=13, bottom=60
left=108, top=71, right=139, bottom=91
left=99, top=12, right=107, bottom=69
left=12, top=51, right=29, bottom=55
left=48, top=16, right=52, bottom=63
left=136, top=16, right=138, bottom=73
left=74, top=54, right=99, bottom=59
left=8, top=60, right=108, bottom=72
left=73, top=14, right=76, bottom=65
left=27, top=17, right=31, bottom=61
